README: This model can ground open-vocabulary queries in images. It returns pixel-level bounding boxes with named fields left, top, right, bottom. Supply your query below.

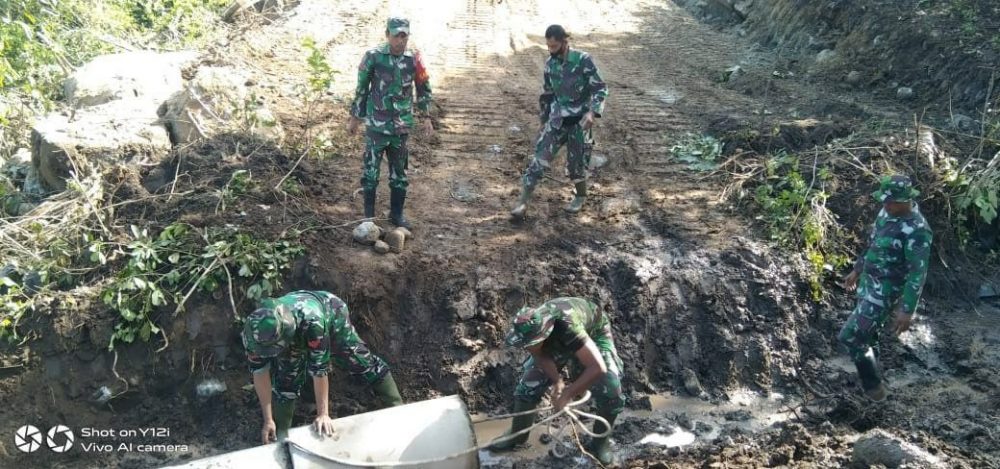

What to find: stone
left=950, top=114, right=978, bottom=133
left=63, top=51, right=197, bottom=109
left=352, top=222, right=382, bottom=245
left=31, top=102, right=171, bottom=191
left=845, top=70, right=862, bottom=85
left=373, top=240, right=390, bottom=254
left=721, top=65, right=744, bottom=83
left=451, top=290, right=478, bottom=321
left=852, top=429, right=945, bottom=468
left=815, top=49, right=838, bottom=65
left=681, top=368, right=704, bottom=397
left=385, top=229, right=406, bottom=253
left=896, top=87, right=915, bottom=100
left=159, top=66, right=283, bottom=144
left=734, top=0, right=752, bottom=17
left=222, top=0, right=286, bottom=22
left=394, top=227, right=413, bottom=241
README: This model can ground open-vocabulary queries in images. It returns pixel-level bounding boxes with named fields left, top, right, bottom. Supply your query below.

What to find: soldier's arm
left=350, top=51, right=376, bottom=119
left=304, top=317, right=332, bottom=377
left=413, top=50, right=432, bottom=116
left=899, top=228, right=933, bottom=316
left=583, top=54, right=608, bottom=117
left=538, top=66, right=554, bottom=124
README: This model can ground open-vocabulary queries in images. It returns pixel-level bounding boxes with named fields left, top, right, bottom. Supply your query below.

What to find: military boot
left=565, top=181, right=587, bottom=213
left=389, top=188, right=412, bottom=229
left=372, top=372, right=404, bottom=407
left=488, top=400, right=538, bottom=451
left=510, top=184, right=535, bottom=220
left=855, top=353, right=887, bottom=401
left=272, top=398, right=297, bottom=441
left=588, top=410, right=618, bottom=466
left=363, top=188, right=376, bottom=219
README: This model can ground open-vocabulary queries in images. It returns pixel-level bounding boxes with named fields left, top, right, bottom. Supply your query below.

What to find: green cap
left=242, top=305, right=295, bottom=359
left=387, top=17, right=410, bottom=36
left=504, top=306, right=555, bottom=348
left=873, top=174, right=919, bottom=203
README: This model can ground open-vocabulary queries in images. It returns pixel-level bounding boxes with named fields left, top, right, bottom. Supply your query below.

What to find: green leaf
left=168, top=253, right=180, bottom=264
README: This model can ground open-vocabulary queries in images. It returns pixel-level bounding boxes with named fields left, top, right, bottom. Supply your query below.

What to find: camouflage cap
left=504, top=306, right=556, bottom=348
left=242, top=305, right=295, bottom=359
left=387, top=17, right=410, bottom=36
left=873, top=175, right=919, bottom=203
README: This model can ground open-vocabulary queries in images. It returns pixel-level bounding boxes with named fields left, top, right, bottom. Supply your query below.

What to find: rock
left=159, top=66, right=283, bottom=144
left=815, top=49, right=838, bottom=65
left=451, top=290, right=478, bottom=321
left=589, top=153, right=609, bottom=170
left=395, top=227, right=413, bottom=240
left=845, top=71, right=862, bottom=85
left=458, top=337, right=485, bottom=352
left=950, top=114, right=978, bottom=133
left=897, top=87, right=915, bottom=100
left=385, top=229, right=406, bottom=253
left=64, top=51, right=197, bottom=109
left=681, top=368, right=704, bottom=397
left=852, top=429, right=945, bottom=468
left=721, top=65, right=743, bottom=83
left=32, top=102, right=171, bottom=190
left=734, top=0, right=752, bottom=17
left=373, top=240, right=390, bottom=254
left=222, top=0, right=286, bottom=22
left=195, top=379, right=226, bottom=398
left=352, top=222, right=382, bottom=245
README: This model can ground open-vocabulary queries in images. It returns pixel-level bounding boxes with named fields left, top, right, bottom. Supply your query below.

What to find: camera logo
left=14, top=425, right=43, bottom=453
left=46, top=425, right=75, bottom=453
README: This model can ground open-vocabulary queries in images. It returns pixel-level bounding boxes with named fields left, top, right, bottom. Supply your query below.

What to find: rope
left=285, top=391, right=610, bottom=467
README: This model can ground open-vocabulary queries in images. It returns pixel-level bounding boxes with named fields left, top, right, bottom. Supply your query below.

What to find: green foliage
left=750, top=152, right=849, bottom=300
left=101, top=223, right=304, bottom=350
left=302, top=36, right=335, bottom=95
left=669, top=133, right=722, bottom=171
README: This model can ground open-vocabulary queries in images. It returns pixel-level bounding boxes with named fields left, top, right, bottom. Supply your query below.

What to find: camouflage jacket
left=245, top=291, right=350, bottom=377
left=350, top=44, right=432, bottom=135
left=538, top=297, right=610, bottom=357
left=852, top=206, right=933, bottom=315
left=539, top=49, right=608, bottom=128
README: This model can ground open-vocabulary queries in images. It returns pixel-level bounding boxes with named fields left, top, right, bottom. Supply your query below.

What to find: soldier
left=510, top=25, right=608, bottom=219
left=489, top=297, right=624, bottom=465
left=348, top=16, right=433, bottom=229
left=839, top=175, right=933, bottom=400
left=242, top=290, right=403, bottom=444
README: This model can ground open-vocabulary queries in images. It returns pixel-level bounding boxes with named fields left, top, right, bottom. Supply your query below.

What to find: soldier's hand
left=581, top=112, right=595, bottom=130
left=313, top=414, right=335, bottom=438
left=891, top=311, right=913, bottom=336
left=347, top=117, right=361, bottom=135
left=261, top=419, right=277, bottom=444
left=841, top=271, right=859, bottom=291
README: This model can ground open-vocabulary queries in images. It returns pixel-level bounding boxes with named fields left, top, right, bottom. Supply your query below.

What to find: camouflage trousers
left=514, top=332, right=625, bottom=416
left=521, top=121, right=594, bottom=190
left=271, top=315, right=390, bottom=403
left=361, top=131, right=410, bottom=192
left=837, top=299, right=893, bottom=362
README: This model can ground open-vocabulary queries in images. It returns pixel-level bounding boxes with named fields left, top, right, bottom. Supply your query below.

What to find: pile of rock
left=352, top=222, right=413, bottom=255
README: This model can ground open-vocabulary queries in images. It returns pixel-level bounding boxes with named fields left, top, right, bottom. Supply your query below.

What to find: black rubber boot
left=363, top=188, right=376, bottom=219
left=855, top=353, right=887, bottom=401
left=273, top=399, right=296, bottom=441
left=565, top=181, right=587, bottom=213
left=589, top=411, right=618, bottom=465
left=372, top=372, right=404, bottom=407
left=488, top=400, right=538, bottom=451
left=389, top=188, right=411, bottom=229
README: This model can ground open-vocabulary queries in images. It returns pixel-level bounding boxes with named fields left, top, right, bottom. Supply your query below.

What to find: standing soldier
left=489, top=297, right=624, bottom=466
left=242, top=290, right=403, bottom=443
left=348, top=17, right=433, bottom=229
left=839, top=175, right=933, bottom=400
left=510, top=25, right=608, bottom=219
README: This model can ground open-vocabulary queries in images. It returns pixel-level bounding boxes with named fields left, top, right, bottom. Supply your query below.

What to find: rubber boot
left=589, top=411, right=618, bottom=466
left=510, top=184, right=535, bottom=219
left=272, top=398, right=296, bottom=441
left=855, top=353, right=887, bottom=401
left=363, top=188, right=376, bottom=219
left=389, top=188, right=411, bottom=229
left=372, top=372, right=404, bottom=407
left=565, top=181, right=587, bottom=213
left=488, top=400, right=538, bottom=451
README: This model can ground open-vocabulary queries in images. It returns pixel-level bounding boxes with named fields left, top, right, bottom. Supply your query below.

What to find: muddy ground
left=1, top=0, right=999, bottom=468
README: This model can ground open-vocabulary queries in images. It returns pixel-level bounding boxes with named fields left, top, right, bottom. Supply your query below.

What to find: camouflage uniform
left=522, top=49, right=608, bottom=189
left=350, top=18, right=432, bottom=192
left=839, top=175, right=933, bottom=362
left=242, top=291, right=390, bottom=402
left=505, top=297, right=625, bottom=415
